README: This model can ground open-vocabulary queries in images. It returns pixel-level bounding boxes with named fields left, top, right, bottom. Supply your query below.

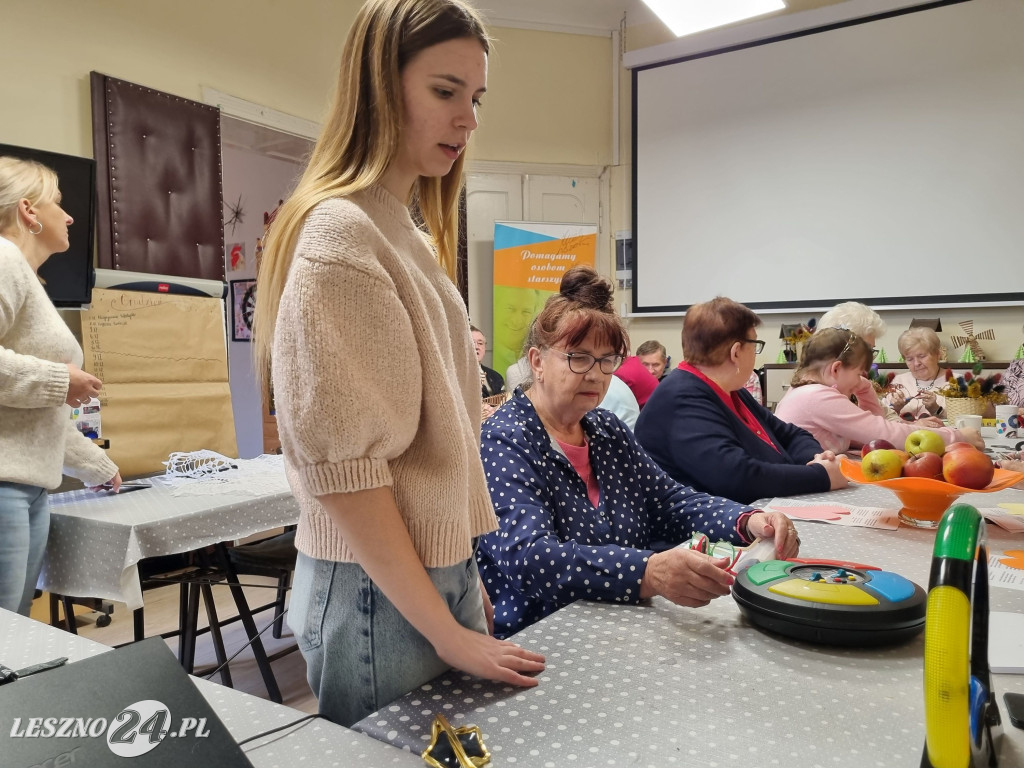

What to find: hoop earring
left=27, top=220, right=43, bottom=236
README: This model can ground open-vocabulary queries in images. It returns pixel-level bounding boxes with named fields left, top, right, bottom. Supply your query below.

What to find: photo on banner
left=492, top=221, right=597, bottom=375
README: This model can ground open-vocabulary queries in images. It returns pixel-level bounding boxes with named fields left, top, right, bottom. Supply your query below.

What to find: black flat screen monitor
left=0, top=143, right=96, bottom=307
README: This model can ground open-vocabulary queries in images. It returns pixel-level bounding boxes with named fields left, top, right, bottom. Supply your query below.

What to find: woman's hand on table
left=746, top=511, right=801, bottom=559
left=434, top=624, right=545, bottom=687
left=88, top=472, right=122, bottom=493
left=640, top=548, right=734, bottom=607
left=915, top=415, right=945, bottom=428
left=807, top=451, right=848, bottom=490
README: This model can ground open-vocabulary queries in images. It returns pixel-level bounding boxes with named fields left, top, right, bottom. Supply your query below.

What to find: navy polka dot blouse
left=477, top=389, right=754, bottom=638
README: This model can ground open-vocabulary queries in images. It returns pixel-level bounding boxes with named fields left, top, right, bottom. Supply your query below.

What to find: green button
left=746, top=560, right=791, bottom=585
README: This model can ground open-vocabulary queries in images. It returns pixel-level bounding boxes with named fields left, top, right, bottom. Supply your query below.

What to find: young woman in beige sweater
left=252, top=0, right=544, bottom=727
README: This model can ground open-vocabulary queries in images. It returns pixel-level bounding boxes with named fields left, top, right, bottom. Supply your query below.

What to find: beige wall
left=7, top=1, right=1020, bottom=380
left=1, top=1, right=611, bottom=166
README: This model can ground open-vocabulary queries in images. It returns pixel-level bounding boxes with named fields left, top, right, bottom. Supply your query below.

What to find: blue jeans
left=288, top=551, right=487, bottom=727
left=0, top=482, right=49, bottom=615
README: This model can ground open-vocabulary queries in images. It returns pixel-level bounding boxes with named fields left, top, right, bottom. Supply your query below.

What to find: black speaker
left=0, top=143, right=96, bottom=307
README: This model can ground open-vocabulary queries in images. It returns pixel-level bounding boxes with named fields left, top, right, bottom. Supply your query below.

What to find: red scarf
left=678, top=362, right=778, bottom=452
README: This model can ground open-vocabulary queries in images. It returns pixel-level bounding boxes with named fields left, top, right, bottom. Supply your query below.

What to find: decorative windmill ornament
left=949, top=320, right=995, bottom=362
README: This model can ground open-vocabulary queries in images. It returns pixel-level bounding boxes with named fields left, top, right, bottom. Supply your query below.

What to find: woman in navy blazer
left=635, top=297, right=847, bottom=505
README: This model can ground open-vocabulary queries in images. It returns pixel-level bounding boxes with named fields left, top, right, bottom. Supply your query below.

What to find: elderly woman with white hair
left=817, top=301, right=888, bottom=413
left=816, top=302, right=942, bottom=427
left=886, top=327, right=947, bottom=420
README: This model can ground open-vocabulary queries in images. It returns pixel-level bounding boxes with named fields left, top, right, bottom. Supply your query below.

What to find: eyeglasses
left=554, top=350, right=624, bottom=375
left=738, top=339, right=765, bottom=354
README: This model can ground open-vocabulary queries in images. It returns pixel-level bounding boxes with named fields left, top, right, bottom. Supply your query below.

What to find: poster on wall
left=80, top=288, right=237, bottom=477
left=231, top=279, right=256, bottom=342
left=492, top=221, right=597, bottom=375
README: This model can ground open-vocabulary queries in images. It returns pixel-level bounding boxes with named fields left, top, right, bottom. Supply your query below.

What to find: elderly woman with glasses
left=636, top=297, right=846, bottom=506
left=774, top=328, right=982, bottom=455
left=477, top=270, right=800, bottom=638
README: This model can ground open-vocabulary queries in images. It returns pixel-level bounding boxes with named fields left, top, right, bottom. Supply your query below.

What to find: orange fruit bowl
left=839, top=456, right=1024, bottom=528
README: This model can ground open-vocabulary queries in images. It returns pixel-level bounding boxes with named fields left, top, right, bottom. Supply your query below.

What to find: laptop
left=0, top=638, right=254, bottom=767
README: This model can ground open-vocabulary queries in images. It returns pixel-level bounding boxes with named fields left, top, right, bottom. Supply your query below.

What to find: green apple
left=905, top=430, right=946, bottom=457
left=861, top=449, right=903, bottom=481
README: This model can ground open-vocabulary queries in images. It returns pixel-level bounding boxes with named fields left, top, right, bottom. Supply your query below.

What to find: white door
left=466, top=173, right=523, bottom=356
left=524, top=174, right=599, bottom=225
left=466, top=172, right=601, bottom=367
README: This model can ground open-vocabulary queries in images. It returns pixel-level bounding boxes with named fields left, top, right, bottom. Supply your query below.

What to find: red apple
left=891, top=449, right=910, bottom=465
left=942, top=448, right=995, bottom=489
left=861, top=439, right=896, bottom=458
left=903, top=451, right=944, bottom=479
left=861, top=449, right=903, bottom=481
left=944, top=442, right=975, bottom=453
left=905, top=430, right=946, bottom=456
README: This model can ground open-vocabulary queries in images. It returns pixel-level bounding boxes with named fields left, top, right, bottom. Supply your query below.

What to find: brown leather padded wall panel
left=91, top=72, right=224, bottom=280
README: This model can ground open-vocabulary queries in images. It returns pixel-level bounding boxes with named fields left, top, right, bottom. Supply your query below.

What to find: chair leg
left=61, top=596, right=78, bottom=634
left=200, top=583, right=233, bottom=688
left=272, top=572, right=289, bottom=640
left=213, top=543, right=282, bottom=703
left=48, top=593, right=60, bottom=629
left=180, top=582, right=201, bottom=673
left=133, top=607, right=145, bottom=643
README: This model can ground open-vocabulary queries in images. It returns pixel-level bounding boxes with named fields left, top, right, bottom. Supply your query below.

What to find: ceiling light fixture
left=641, top=0, right=786, bottom=38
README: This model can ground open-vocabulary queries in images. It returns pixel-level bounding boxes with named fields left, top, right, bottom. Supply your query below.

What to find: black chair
left=226, top=528, right=296, bottom=640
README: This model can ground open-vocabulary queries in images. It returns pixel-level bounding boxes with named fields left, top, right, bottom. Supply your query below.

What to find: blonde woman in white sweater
left=0, top=156, right=120, bottom=615
left=252, top=0, right=544, bottom=727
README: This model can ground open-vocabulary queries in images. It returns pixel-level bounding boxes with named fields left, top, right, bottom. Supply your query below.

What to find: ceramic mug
left=995, top=404, right=1019, bottom=438
left=955, top=414, right=982, bottom=431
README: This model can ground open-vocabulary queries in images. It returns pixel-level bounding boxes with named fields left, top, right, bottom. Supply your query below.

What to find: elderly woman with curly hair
left=885, top=327, right=948, bottom=420
left=635, top=297, right=847, bottom=506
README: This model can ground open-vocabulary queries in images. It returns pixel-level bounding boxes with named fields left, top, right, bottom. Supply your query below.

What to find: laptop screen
left=0, top=638, right=254, bottom=767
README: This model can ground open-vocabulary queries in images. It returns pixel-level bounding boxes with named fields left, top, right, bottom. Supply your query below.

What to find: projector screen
left=631, top=0, right=1024, bottom=314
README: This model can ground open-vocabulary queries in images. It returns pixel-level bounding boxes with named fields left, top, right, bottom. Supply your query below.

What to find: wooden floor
left=29, top=577, right=318, bottom=714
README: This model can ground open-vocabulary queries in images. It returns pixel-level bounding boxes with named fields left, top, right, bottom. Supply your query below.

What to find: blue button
left=862, top=571, right=916, bottom=603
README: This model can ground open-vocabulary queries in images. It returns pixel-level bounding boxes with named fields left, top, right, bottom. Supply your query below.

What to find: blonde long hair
left=253, top=0, right=489, bottom=392
left=0, top=157, right=59, bottom=234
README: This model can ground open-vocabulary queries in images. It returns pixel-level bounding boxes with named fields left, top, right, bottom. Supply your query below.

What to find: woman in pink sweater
left=775, top=328, right=983, bottom=455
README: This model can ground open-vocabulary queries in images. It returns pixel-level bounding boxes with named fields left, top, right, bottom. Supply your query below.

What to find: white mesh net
left=160, top=451, right=288, bottom=497
left=163, top=450, right=237, bottom=478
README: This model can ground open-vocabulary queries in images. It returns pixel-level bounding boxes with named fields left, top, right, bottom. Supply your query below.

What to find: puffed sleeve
left=271, top=209, right=422, bottom=497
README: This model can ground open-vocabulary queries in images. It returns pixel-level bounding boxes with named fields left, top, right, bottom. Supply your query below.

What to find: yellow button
left=769, top=579, right=879, bottom=606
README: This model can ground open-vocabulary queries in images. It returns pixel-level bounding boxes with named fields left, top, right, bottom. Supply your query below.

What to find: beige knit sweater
left=272, top=186, right=498, bottom=567
left=0, top=236, right=118, bottom=489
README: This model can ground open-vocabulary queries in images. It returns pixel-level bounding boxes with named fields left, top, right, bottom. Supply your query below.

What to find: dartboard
left=242, top=284, right=257, bottom=330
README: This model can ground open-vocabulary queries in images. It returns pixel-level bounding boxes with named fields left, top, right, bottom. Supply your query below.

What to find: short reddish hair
left=531, top=266, right=629, bottom=356
left=681, top=297, right=761, bottom=366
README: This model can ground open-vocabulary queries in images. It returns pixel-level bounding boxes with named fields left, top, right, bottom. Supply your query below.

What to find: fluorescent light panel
left=641, top=0, right=787, bottom=37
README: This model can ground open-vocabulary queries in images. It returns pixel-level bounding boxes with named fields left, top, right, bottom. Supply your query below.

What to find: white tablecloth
left=42, top=456, right=299, bottom=609
left=354, top=483, right=1024, bottom=768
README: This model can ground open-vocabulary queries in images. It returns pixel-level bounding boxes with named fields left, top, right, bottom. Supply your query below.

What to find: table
left=0, top=609, right=421, bottom=767
left=42, top=455, right=299, bottom=610
left=354, top=484, right=1024, bottom=768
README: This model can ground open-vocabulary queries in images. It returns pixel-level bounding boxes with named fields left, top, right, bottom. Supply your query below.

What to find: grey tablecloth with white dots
left=41, top=458, right=299, bottom=609
left=354, top=483, right=1024, bottom=768
left=0, top=609, right=420, bottom=767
